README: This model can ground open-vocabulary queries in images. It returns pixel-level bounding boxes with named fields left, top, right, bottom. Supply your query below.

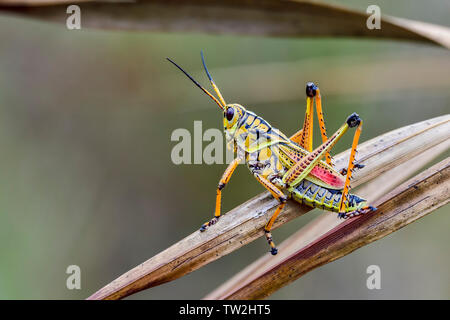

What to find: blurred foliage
left=0, top=0, right=448, bottom=299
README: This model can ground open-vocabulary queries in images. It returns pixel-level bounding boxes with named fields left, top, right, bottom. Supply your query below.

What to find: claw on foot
left=339, top=205, right=377, bottom=219
left=340, top=163, right=365, bottom=176
left=338, top=212, right=347, bottom=219
left=199, top=216, right=219, bottom=232
left=264, top=230, right=278, bottom=255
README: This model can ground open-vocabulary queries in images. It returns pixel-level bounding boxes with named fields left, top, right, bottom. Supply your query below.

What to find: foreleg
left=200, top=158, right=241, bottom=232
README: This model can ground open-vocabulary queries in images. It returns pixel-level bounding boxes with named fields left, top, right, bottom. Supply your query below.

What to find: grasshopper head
left=223, top=104, right=245, bottom=136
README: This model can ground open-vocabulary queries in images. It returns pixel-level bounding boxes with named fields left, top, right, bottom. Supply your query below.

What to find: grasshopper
left=168, top=53, right=376, bottom=255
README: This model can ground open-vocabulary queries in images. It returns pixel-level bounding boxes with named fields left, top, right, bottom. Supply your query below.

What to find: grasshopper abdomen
left=292, top=179, right=367, bottom=213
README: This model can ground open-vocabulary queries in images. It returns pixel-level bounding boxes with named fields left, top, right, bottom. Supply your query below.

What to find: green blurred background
left=0, top=0, right=448, bottom=299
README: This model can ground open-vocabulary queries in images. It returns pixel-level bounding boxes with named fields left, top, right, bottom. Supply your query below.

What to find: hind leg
left=290, top=83, right=332, bottom=166
left=338, top=115, right=364, bottom=215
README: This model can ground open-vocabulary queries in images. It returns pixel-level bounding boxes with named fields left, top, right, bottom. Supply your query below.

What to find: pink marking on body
left=311, top=166, right=345, bottom=188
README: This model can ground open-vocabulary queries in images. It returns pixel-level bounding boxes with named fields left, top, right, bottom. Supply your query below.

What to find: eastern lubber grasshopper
left=168, top=53, right=376, bottom=255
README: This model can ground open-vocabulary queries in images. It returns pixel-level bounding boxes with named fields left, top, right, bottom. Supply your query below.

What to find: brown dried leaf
left=0, top=0, right=449, bottom=48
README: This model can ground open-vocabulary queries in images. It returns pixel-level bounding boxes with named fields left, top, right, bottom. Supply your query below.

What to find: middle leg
left=254, top=173, right=287, bottom=255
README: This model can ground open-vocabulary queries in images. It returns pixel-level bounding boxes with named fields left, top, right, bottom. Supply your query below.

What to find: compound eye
left=226, top=107, right=234, bottom=121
